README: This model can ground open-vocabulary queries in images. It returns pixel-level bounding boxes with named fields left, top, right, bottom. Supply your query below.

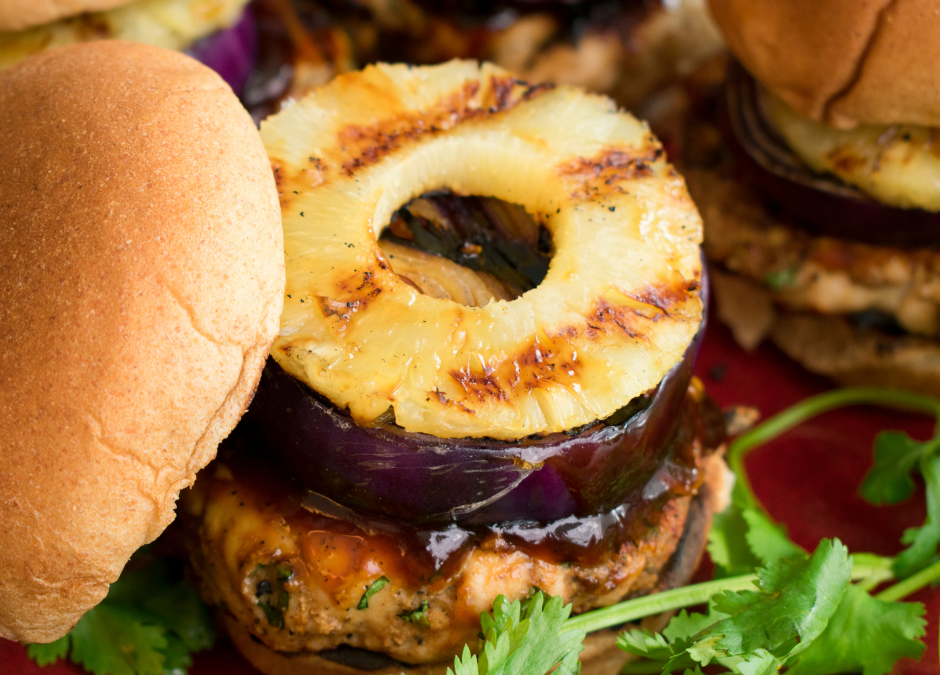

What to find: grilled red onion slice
left=725, top=62, right=940, bottom=249
left=187, top=7, right=258, bottom=96
left=244, top=321, right=711, bottom=525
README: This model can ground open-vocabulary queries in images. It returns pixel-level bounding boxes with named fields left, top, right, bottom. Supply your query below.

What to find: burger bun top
left=709, top=0, right=940, bottom=128
left=0, top=41, right=283, bottom=643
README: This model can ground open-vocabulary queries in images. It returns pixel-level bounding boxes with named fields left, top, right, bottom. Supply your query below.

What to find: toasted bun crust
left=0, top=42, right=283, bottom=643
left=220, top=455, right=730, bottom=675
left=0, top=0, right=133, bottom=31
left=708, top=0, right=940, bottom=127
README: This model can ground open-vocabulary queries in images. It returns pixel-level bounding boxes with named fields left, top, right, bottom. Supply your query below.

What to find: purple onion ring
left=187, top=6, right=258, bottom=97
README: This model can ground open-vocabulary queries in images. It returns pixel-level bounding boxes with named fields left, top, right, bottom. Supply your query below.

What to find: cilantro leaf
left=481, top=594, right=521, bottom=638
left=708, top=506, right=763, bottom=578
left=741, top=509, right=804, bottom=565
left=894, top=454, right=940, bottom=578
left=448, top=592, right=585, bottom=675
left=859, top=431, right=931, bottom=505
left=707, top=501, right=804, bottom=580
left=662, top=609, right=718, bottom=642
left=138, top=578, right=214, bottom=653
left=357, top=576, right=389, bottom=610
left=69, top=604, right=168, bottom=675
left=160, top=633, right=195, bottom=675
left=727, top=649, right=781, bottom=675
left=26, top=636, right=70, bottom=666
left=620, top=539, right=852, bottom=673
left=451, top=645, right=480, bottom=675
left=619, top=608, right=724, bottom=672
left=400, top=600, right=431, bottom=627
left=706, top=539, right=850, bottom=661
left=618, top=623, right=677, bottom=662
left=26, top=553, right=215, bottom=675
left=786, top=584, right=926, bottom=675
left=857, top=428, right=940, bottom=578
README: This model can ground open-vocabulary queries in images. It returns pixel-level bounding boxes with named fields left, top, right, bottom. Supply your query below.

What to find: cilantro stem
left=875, top=558, right=940, bottom=602
left=620, top=660, right=667, bottom=674
left=562, top=575, right=757, bottom=634
left=728, top=388, right=940, bottom=511
left=851, top=553, right=895, bottom=592
left=562, top=562, right=890, bottom=636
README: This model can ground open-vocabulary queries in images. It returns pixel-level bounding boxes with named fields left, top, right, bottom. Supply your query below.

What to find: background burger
left=179, top=59, right=727, bottom=675
left=242, top=0, right=726, bottom=121
left=677, top=0, right=940, bottom=396
left=0, top=0, right=259, bottom=93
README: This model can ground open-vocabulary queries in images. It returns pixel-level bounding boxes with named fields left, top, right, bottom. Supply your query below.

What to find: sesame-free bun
left=0, top=0, right=133, bottom=31
left=708, top=0, right=940, bottom=128
left=0, top=41, right=283, bottom=643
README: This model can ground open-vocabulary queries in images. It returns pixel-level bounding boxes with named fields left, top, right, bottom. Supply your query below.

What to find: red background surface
left=3, top=319, right=939, bottom=674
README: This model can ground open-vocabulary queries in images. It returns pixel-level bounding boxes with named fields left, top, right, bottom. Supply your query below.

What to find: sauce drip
left=209, top=382, right=721, bottom=589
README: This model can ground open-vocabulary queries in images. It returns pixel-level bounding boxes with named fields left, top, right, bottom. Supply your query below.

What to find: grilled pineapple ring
left=761, top=89, right=940, bottom=212
left=262, top=61, right=703, bottom=440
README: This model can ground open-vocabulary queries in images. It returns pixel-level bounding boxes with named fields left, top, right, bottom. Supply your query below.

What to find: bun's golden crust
left=0, top=0, right=132, bottom=31
left=0, top=42, right=283, bottom=643
left=708, top=0, right=940, bottom=127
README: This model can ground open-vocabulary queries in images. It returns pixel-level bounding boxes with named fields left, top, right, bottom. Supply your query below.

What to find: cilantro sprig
left=619, top=539, right=852, bottom=673
left=26, top=553, right=214, bottom=675
left=448, top=592, right=585, bottom=675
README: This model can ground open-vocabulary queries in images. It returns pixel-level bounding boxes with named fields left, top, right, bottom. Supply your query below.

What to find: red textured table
left=4, top=319, right=938, bottom=674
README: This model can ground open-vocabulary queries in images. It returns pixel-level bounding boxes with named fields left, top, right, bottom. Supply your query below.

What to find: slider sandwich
left=0, top=0, right=258, bottom=93
left=688, top=0, right=940, bottom=395
left=181, top=59, right=728, bottom=675
left=0, top=40, right=284, bottom=643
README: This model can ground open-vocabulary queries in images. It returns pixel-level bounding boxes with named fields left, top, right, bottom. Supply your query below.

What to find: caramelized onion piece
left=726, top=63, right=940, bottom=249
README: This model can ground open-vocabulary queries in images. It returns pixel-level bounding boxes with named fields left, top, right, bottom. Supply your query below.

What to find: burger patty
left=690, top=165, right=940, bottom=340
left=182, top=446, right=710, bottom=665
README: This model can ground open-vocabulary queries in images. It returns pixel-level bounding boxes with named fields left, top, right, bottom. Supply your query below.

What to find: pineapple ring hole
left=377, top=191, right=554, bottom=308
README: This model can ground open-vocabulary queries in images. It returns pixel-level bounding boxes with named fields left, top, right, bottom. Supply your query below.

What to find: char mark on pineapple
left=338, top=76, right=553, bottom=176
left=558, top=144, right=663, bottom=199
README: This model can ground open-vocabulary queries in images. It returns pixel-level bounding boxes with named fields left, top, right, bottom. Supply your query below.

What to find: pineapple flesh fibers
left=262, top=60, right=704, bottom=440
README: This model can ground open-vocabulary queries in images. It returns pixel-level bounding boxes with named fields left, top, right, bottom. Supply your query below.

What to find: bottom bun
left=712, top=269, right=940, bottom=398
left=221, top=454, right=730, bottom=675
